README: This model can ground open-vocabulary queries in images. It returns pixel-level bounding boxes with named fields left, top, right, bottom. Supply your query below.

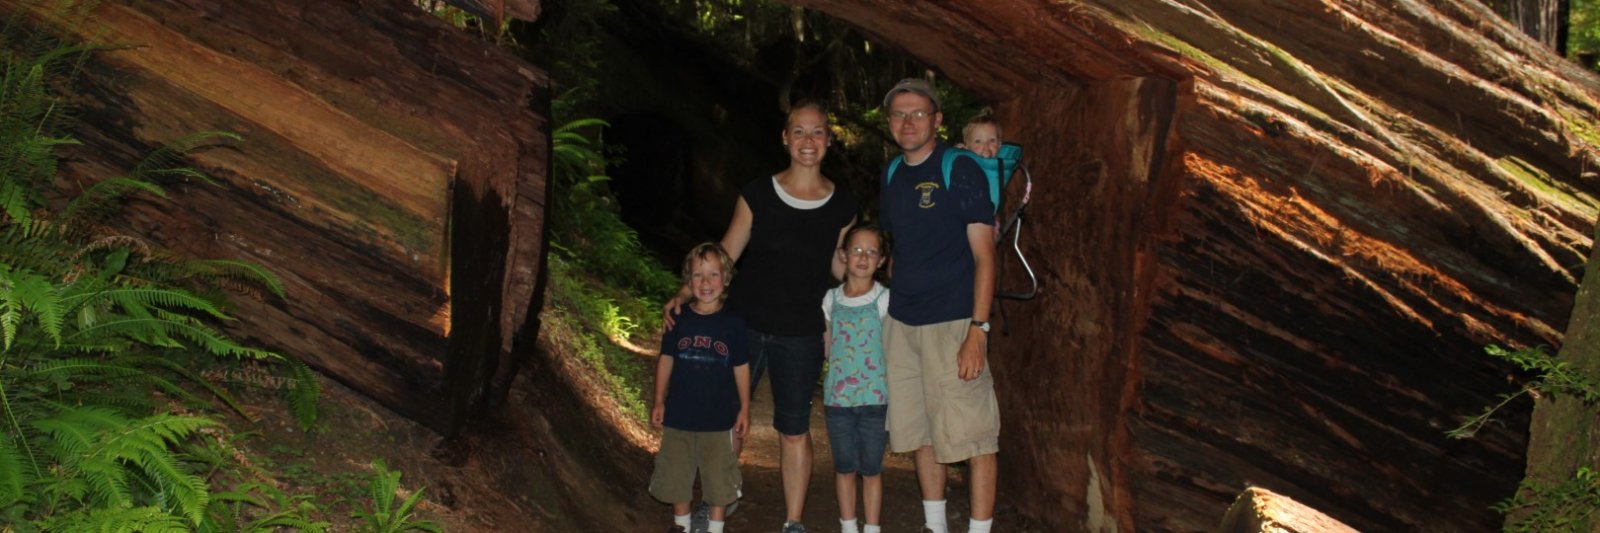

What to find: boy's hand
left=651, top=404, right=665, bottom=428
left=734, top=408, right=749, bottom=437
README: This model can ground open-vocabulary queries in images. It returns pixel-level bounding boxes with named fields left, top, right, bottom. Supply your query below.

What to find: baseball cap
left=882, top=78, right=940, bottom=112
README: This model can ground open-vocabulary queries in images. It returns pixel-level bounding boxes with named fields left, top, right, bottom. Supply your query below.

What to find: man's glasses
left=846, top=247, right=882, bottom=258
left=887, top=110, right=932, bottom=122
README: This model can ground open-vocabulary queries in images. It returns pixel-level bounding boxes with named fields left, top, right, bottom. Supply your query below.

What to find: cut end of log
left=1218, top=487, right=1359, bottom=533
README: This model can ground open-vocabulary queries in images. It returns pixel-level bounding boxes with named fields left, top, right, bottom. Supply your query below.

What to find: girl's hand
left=652, top=404, right=666, bottom=428
left=734, top=409, right=750, bottom=437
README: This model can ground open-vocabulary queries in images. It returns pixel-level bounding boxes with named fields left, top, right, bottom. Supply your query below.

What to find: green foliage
left=1454, top=345, right=1600, bottom=530
left=0, top=6, right=333, bottom=530
left=350, top=460, right=442, bottom=533
left=548, top=117, right=677, bottom=299
left=545, top=255, right=653, bottom=422
left=199, top=481, right=330, bottom=533
left=1572, top=0, right=1600, bottom=68
left=1450, top=345, right=1600, bottom=439
left=1497, top=466, right=1600, bottom=532
left=411, top=1, right=514, bottom=44
left=539, top=105, right=675, bottom=425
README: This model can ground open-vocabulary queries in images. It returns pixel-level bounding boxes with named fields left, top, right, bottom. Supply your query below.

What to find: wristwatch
left=970, top=319, right=991, bottom=333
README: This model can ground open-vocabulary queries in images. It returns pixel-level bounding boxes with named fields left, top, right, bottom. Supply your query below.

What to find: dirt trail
left=716, top=379, right=972, bottom=533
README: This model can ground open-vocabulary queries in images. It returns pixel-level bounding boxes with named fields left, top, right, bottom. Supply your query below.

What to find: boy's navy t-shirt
left=659, top=307, right=749, bottom=431
left=880, top=142, right=994, bottom=326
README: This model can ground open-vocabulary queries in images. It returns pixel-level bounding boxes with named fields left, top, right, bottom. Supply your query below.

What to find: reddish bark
left=789, top=0, right=1600, bottom=530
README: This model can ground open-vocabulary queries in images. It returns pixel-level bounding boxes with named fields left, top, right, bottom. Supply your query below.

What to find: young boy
left=650, top=243, right=751, bottom=533
left=961, top=110, right=1002, bottom=158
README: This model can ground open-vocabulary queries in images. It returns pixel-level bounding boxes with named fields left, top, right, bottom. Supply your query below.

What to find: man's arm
left=957, top=222, right=996, bottom=380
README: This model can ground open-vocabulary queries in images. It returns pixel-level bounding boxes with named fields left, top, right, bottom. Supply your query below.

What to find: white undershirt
left=772, top=176, right=832, bottom=209
left=821, top=282, right=890, bottom=322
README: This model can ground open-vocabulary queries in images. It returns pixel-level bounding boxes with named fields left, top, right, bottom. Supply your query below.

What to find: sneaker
left=667, top=527, right=688, bottom=533
left=782, top=522, right=807, bottom=533
left=690, top=502, right=711, bottom=533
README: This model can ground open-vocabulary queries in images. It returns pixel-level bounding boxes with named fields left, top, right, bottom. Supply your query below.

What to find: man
left=878, top=78, right=1000, bottom=533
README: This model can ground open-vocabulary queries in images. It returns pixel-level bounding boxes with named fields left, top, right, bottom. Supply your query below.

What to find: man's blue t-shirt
left=659, top=307, right=749, bottom=431
left=880, top=142, right=994, bottom=326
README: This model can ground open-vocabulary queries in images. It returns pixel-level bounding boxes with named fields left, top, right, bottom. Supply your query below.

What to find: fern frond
left=63, top=286, right=233, bottom=321
left=182, top=259, right=285, bottom=300
left=204, top=481, right=330, bottom=533
left=393, top=489, right=442, bottom=532
left=126, top=355, right=249, bottom=420
left=66, top=317, right=277, bottom=359
left=283, top=358, right=319, bottom=432
left=0, top=432, right=30, bottom=507
left=58, top=176, right=166, bottom=222
left=92, top=413, right=213, bottom=524
left=45, top=504, right=190, bottom=533
left=127, top=130, right=241, bottom=186
left=0, top=264, right=63, bottom=350
left=368, top=459, right=401, bottom=517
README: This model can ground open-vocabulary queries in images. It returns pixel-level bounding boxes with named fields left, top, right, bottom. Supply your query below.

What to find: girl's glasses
left=847, top=247, right=881, bottom=258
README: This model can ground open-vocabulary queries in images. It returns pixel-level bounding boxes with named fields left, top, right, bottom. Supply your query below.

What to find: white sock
left=840, top=517, right=859, bottom=533
left=923, top=500, right=948, bottom=533
left=864, top=525, right=881, bottom=533
left=674, top=513, right=690, bottom=529
left=708, top=520, right=726, bottom=533
left=969, top=517, right=994, bottom=533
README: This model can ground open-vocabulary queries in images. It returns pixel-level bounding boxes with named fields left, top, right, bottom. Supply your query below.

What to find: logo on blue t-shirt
left=916, top=182, right=940, bottom=208
left=675, top=335, right=732, bottom=364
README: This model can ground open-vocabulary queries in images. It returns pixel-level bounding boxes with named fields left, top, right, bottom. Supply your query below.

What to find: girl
left=821, top=223, right=891, bottom=533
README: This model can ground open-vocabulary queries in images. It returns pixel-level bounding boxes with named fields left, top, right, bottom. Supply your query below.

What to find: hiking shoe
left=781, top=522, right=807, bottom=533
left=690, top=502, right=710, bottom=533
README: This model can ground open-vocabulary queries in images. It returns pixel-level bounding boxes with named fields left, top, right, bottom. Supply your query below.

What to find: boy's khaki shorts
left=885, top=317, right=1001, bottom=464
left=649, top=428, right=741, bottom=506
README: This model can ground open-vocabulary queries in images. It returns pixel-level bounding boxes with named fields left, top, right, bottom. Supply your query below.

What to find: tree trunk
left=4, top=0, right=552, bottom=436
left=788, top=0, right=1600, bottom=530
left=1519, top=218, right=1600, bottom=530
left=1487, top=0, right=1571, bottom=55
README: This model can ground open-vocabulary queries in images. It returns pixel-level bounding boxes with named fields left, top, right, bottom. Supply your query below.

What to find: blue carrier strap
left=884, top=145, right=1024, bottom=215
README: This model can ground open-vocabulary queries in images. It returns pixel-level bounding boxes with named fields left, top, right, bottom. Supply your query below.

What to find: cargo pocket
left=938, top=373, right=1000, bottom=449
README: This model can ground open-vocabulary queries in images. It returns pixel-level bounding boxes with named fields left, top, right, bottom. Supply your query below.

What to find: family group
left=651, top=78, right=1007, bottom=533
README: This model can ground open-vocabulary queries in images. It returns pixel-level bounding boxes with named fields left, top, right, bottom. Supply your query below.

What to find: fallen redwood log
left=7, top=0, right=552, bottom=436
left=789, top=0, right=1600, bottom=530
left=1218, top=487, right=1358, bottom=533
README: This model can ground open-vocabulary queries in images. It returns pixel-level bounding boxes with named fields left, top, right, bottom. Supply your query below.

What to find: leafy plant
left=199, top=481, right=331, bottom=533
left=0, top=4, right=324, bottom=529
left=350, top=459, right=441, bottom=533
left=1497, top=466, right=1600, bottom=532
left=1449, top=345, right=1600, bottom=439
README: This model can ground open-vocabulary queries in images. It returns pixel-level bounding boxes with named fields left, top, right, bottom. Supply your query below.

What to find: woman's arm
left=720, top=197, right=754, bottom=262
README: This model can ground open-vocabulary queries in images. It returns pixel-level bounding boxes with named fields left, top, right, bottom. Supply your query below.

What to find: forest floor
left=225, top=340, right=1027, bottom=532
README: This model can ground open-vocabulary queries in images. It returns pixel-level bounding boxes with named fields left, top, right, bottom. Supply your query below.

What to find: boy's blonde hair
left=962, top=109, right=1002, bottom=141
left=682, top=242, right=735, bottom=290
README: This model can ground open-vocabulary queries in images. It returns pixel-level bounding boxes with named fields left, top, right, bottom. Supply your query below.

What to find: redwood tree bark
left=788, top=0, right=1600, bottom=530
left=5, top=0, right=552, bottom=436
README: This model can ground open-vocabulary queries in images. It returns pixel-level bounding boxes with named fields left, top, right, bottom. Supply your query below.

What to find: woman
left=663, top=101, right=857, bottom=533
